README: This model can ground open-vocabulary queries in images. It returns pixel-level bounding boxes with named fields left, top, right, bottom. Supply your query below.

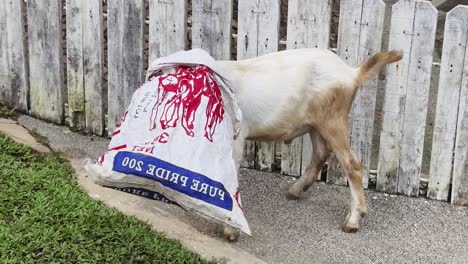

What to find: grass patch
left=0, top=133, right=221, bottom=263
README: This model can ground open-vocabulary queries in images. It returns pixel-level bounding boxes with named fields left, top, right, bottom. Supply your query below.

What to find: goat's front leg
left=286, top=129, right=331, bottom=199
left=319, top=121, right=367, bottom=233
left=223, top=125, right=248, bottom=241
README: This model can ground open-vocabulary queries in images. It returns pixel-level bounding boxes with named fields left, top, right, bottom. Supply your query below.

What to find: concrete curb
left=0, top=118, right=51, bottom=153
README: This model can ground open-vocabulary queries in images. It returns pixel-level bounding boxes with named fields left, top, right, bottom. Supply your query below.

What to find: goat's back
left=217, top=48, right=359, bottom=138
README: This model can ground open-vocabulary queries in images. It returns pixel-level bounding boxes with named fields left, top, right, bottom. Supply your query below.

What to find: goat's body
left=217, top=48, right=359, bottom=142
left=216, top=48, right=402, bottom=239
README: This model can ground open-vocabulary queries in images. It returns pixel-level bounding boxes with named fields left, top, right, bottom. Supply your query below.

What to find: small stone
left=372, top=196, right=378, bottom=200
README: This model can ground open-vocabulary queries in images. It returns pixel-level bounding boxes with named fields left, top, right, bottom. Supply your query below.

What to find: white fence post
left=66, top=0, right=104, bottom=135
left=377, top=0, right=437, bottom=196
left=192, top=0, right=233, bottom=60
left=327, top=0, right=386, bottom=188
left=428, top=6, right=468, bottom=202
left=0, top=0, right=28, bottom=112
left=148, top=0, right=187, bottom=63
left=282, top=0, right=332, bottom=177
left=66, top=0, right=85, bottom=130
left=237, top=0, right=281, bottom=171
left=0, top=0, right=8, bottom=105
left=449, top=6, right=468, bottom=206
left=107, top=0, right=145, bottom=135
left=27, top=0, right=64, bottom=123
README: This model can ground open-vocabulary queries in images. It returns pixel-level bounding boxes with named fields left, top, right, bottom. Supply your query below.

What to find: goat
left=216, top=48, right=403, bottom=240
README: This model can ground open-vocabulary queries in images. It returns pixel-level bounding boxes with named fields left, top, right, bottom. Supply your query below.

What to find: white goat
left=216, top=48, right=402, bottom=240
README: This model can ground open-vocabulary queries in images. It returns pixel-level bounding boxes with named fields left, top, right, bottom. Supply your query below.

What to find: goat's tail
left=356, top=50, right=403, bottom=85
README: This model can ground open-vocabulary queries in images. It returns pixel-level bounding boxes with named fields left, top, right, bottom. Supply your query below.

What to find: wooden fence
left=1, top=0, right=468, bottom=206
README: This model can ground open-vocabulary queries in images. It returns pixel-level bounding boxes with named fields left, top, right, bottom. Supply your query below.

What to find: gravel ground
left=18, top=115, right=468, bottom=264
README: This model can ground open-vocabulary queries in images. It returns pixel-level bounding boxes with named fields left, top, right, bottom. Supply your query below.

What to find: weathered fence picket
left=428, top=6, right=468, bottom=202
left=66, top=0, right=104, bottom=135
left=0, top=0, right=7, bottom=106
left=148, top=0, right=187, bottom=62
left=0, top=0, right=28, bottom=112
left=350, top=0, right=386, bottom=189
left=237, top=0, right=280, bottom=171
left=66, top=0, right=85, bottom=130
left=449, top=7, right=468, bottom=206
left=27, top=0, right=64, bottom=123
left=107, top=0, right=145, bottom=135
left=282, top=0, right=332, bottom=177
left=192, top=0, right=232, bottom=60
left=327, top=0, right=385, bottom=188
left=377, top=0, right=437, bottom=196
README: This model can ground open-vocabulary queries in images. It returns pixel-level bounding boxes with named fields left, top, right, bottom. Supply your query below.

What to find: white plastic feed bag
left=85, top=49, right=250, bottom=235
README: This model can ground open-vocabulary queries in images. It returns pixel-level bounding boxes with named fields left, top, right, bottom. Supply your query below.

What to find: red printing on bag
left=98, top=144, right=127, bottom=164
left=149, top=65, right=225, bottom=142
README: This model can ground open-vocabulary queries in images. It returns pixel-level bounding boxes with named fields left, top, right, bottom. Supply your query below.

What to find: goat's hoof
left=223, top=226, right=240, bottom=241
left=285, top=190, right=301, bottom=200
left=341, top=223, right=359, bottom=233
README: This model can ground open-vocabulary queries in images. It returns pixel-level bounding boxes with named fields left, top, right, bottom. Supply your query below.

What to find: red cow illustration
left=149, top=65, right=225, bottom=142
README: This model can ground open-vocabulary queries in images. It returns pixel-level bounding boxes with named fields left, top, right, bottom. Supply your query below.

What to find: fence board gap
left=237, top=0, right=280, bottom=170
left=429, top=6, right=468, bottom=201
left=107, top=0, right=145, bottom=135
left=282, top=0, right=332, bottom=177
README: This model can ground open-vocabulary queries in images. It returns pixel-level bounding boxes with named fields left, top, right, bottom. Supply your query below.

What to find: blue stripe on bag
left=113, top=151, right=233, bottom=210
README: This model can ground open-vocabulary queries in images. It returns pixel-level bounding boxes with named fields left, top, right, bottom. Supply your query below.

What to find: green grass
left=0, top=132, right=220, bottom=264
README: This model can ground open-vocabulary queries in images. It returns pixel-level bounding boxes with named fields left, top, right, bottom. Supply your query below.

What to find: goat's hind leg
left=286, top=129, right=331, bottom=200
left=318, top=123, right=367, bottom=233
